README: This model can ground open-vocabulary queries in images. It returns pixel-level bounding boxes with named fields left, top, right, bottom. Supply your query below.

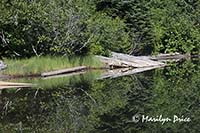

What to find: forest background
left=1, top=0, right=200, bottom=58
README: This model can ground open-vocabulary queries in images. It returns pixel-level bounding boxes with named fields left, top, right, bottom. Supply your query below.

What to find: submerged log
left=43, top=71, right=86, bottom=79
left=41, top=66, right=88, bottom=77
left=98, top=65, right=165, bottom=79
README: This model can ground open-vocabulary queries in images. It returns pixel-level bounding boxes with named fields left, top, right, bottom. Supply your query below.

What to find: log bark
left=0, top=86, right=31, bottom=89
left=0, top=81, right=33, bottom=89
left=43, top=71, right=86, bottom=79
left=111, top=52, right=165, bottom=67
left=41, top=66, right=88, bottom=77
left=0, top=81, right=33, bottom=86
left=96, top=55, right=146, bottom=68
left=150, top=53, right=189, bottom=61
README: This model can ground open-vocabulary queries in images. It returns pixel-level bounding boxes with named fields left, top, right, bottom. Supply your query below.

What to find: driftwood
left=95, top=52, right=188, bottom=79
left=43, top=71, right=86, bottom=79
left=111, top=52, right=165, bottom=67
left=41, top=66, right=87, bottom=77
left=98, top=65, right=165, bottom=79
left=0, top=81, right=33, bottom=89
left=0, top=86, right=31, bottom=89
left=150, top=53, right=189, bottom=62
left=96, top=52, right=166, bottom=68
left=40, top=65, right=165, bottom=80
left=135, top=53, right=189, bottom=62
left=96, top=55, right=141, bottom=68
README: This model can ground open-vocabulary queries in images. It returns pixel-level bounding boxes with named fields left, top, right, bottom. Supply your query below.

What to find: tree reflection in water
left=0, top=59, right=200, bottom=132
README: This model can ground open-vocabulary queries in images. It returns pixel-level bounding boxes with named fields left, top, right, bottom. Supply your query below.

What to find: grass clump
left=1, top=56, right=102, bottom=75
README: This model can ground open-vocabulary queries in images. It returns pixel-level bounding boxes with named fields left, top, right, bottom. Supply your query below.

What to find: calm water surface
left=0, top=59, right=200, bottom=132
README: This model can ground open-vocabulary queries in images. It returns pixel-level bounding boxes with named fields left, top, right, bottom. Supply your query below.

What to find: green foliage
left=95, top=0, right=200, bottom=55
left=87, top=13, right=131, bottom=55
left=95, top=0, right=153, bottom=55
left=1, top=0, right=200, bottom=57
left=0, top=0, right=132, bottom=58
left=150, top=0, right=200, bottom=54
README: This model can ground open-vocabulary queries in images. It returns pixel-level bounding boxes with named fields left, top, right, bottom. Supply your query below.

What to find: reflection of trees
left=146, top=60, right=200, bottom=132
left=1, top=60, right=200, bottom=132
left=90, top=74, right=154, bottom=132
left=0, top=71, right=153, bottom=132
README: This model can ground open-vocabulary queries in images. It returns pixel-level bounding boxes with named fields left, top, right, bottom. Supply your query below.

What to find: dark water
left=1, top=59, right=200, bottom=132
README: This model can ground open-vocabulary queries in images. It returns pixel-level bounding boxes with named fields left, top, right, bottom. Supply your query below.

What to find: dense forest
left=1, top=0, right=200, bottom=58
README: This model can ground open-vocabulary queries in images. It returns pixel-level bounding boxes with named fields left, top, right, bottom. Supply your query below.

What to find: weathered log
left=41, top=66, right=88, bottom=77
left=0, top=81, right=33, bottom=89
left=43, top=71, right=86, bottom=79
left=0, top=81, right=33, bottom=86
left=96, top=55, right=145, bottom=68
left=132, top=53, right=189, bottom=62
left=98, top=65, right=165, bottom=79
left=111, top=52, right=165, bottom=67
left=0, top=86, right=31, bottom=89
left=150, top=53, right=189, bottom=61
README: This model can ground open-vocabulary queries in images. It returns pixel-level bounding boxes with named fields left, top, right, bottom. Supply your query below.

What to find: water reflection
left=0, top=59, right=200, bottom=132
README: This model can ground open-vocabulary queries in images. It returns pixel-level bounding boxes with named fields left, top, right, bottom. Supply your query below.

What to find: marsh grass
left=1, top=56, right=102, bottom=75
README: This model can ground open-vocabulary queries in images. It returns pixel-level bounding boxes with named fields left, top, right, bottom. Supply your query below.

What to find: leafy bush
left=95, top=0, right=153, bottom=55
left=1, top=0, right=200, bottom=58
left=0, top=0, right=132, bottom=58
left=150, top=0, right=200, bottom=54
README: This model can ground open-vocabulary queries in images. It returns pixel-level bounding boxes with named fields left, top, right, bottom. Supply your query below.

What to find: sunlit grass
left=1, top=56, right=103, bottom=75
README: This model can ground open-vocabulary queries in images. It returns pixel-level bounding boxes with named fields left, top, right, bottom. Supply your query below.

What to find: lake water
left=0, top=59, right=200, bottom=132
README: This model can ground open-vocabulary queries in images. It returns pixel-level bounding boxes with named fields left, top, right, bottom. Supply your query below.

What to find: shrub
left=0, top=0, right=132, bottom=58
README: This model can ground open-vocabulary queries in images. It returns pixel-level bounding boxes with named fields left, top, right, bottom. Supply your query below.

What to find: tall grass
left=1, top=56, right=102, bottom=75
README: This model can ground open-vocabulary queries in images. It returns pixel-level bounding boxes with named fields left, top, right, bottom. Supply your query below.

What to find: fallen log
left=43, top=71, right=86, bottom=79
left=111, top=52, right=165, bottom=67
left=0, top=86, right=31, bottom=89
left=96, top=55, right=144, bottom=68
left=150, top=53, right=189, bottom=62
left=132, top=53, right=189, bottom=62
left=0, top=81, right=33, bottom=86
left=43, top=65, right=165, bottom=80
left=0, top=81, right=33, bottom=89
left=41, top=66, right=88, bottom=77
left=98, top=65, right=165, bottom=79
